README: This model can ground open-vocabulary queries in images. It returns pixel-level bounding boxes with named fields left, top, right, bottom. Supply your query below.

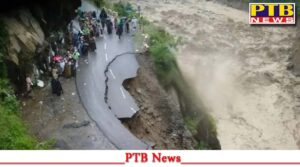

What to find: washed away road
left=74, top=0, right=148, bottom=149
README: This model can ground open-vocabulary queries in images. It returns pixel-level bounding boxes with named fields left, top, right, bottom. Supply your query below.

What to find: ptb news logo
left=249, top=3, right=296, bottom=25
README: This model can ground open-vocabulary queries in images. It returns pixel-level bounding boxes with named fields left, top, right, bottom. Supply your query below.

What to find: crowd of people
left=79, top=8, right=139, bottom=40
left=24, top=6, right=139, bottom=98
left=38, top=8, right=138, bottom=97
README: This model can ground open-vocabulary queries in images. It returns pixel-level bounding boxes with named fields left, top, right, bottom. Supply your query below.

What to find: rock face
left=0, top=0, right=80, bottom=91
left=3, top=9, right=45, bottom=66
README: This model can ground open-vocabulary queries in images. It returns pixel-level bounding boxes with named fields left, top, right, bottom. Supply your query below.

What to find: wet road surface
left=75, top=0, right=148, bottom=149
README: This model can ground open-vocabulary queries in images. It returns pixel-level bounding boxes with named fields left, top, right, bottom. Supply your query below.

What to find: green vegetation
left=112, top=2, right=138, bottom=18
left=134, top=20, right=180, bottom=87
left=146, top=27, right=178, bottom=86
left=184, top=115, right=199, bottom=135
left=0, top=80, right=54, bottom=149
left=0, top=20, right=51, bottom=149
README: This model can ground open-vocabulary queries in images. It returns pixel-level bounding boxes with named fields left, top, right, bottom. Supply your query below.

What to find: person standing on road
left=106, top=18, right=113, bottom=35
left=70, top=58, right=77, bottom=77
left=99, top=8, right=108, bottom=30
left=117, top=19, right=124, bottom=39
left=125, top=17, right=130, bottom=33
left=114, top=16, right=118, bottom=31
left=92, top=11, right=97, bottom=19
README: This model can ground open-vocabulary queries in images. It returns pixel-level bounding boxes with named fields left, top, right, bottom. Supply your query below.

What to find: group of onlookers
left=26, top=7, right=139, bottom=97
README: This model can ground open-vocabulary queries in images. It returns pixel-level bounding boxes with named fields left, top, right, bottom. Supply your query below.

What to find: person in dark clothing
left=114, top=17, right=118, bottom=30
left=125, top=17, right=130, bottom=33
left=89, top=27, right=95, bottom=37
left=117, top=19, right=124, bottom=39
left=100, top=8, right=108, bottom=20
left=92, top=11, right=97, bottom=19
left=72, top=32, right=79, bottom=47
left=93, top=24, right=99, bottom=37
left=78, top=9, right=84, bottom=19
left=82, top=42, right=89, bottom=56
left=99, top=8, right=108, bottom=29
left=89, top=36, right=97, bottom=52
left=70, top=58, right=77, bottom=77
left=106, top=19, right=113, bottom=35
left=51, top=78, right=63, bottom=96
left=80, top=37, right=89, bottom=56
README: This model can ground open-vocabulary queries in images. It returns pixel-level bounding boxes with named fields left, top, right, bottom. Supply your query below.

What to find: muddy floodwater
left=124, top=0, right=300, bottom=149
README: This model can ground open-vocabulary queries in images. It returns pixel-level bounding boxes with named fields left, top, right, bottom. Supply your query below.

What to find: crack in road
left=75, top=0, right=150, bottom=149
left=102, top=51, right=152, bottom=149
left=103, top=51, right=144, bottom=110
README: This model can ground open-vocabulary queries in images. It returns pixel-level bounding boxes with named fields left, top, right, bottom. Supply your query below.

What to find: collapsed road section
left=104, top=51, right=140, bottom=119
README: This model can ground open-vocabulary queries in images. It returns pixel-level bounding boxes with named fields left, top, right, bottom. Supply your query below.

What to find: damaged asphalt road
left=74, top=0, right=149, bottom=150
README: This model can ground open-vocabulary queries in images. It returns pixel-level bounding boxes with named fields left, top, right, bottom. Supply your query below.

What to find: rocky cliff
left=0, top=0, right=80, bottom=92
left=3, top=9, right=44, bottom=67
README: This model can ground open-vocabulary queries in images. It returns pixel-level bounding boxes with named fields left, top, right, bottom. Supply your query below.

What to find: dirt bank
left=21, top=77, right=116, bottom=149
left=123, top=53, right=196, bottom=149
left=125, top=0, right=300, bottom=149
